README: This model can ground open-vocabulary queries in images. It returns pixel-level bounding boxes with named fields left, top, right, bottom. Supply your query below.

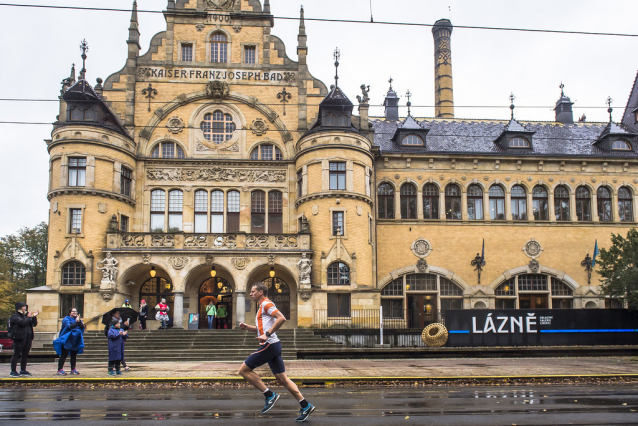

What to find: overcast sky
left=0, top=0, right=637, bottom=236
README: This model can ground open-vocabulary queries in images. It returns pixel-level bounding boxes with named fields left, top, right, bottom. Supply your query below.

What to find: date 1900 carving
left=147, top=167, right=286, bottom=183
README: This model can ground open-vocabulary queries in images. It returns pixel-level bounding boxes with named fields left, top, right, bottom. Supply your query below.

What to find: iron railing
left=313, top=309, right=446, bottom=329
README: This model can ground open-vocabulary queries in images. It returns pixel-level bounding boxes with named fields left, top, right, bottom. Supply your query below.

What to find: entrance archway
left=261, top=277, right=291, bottom=320
left=198, top=277, right=234, bottom=329
left=140, top=277, right=174, bottom=328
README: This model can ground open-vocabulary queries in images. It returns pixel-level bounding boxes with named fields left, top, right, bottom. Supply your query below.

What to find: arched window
left=377, top=183, right=395, bottom=219
left=150, top=142, right=185, bottom=159
left=488, top=185, right=505, bottom=220
left=62, top=261, right=85, bottom=286
left=381, top=278, right=404, bottom=319
left=575, top=186, right=591, bottom=221
left=423, top=184, right=439, bottom=219
left=402, top=135, right=423, bottom=146
left=201, top=111, right=236, bottom=143
left=440, top=278, right=462, bottom=296
left=619, top=186, right=633, bottom=222
left=551, top=278, right=573, bottom=309
left=327, top=262, right=350, bottom=285
left=440, top=277, right=463, bottom=311
left=194, top=190, right=208, bottom=233
left=445, top=184, right=461, bottom=220
left=251, top=190, right=265, bottom=233
left=227, top=190, right=240, bottom=233
left=532, top=185, right=548, bottom=220
left=508, top=137, right=530, bottom=148
left=262, top=278, right=290, bottom=320
left=406, top=274, right=436, bottom=291
left=268, top=191, right=283, bottom=233
left=494, top=277, right=516, bottom=309
left=612, top=140, right=631, bottom=150
left=150, top=190, right=166, bottom=231
left=400, top=183, right=417, bottom=219
left=554, top=185, right=570, bottom=221
left=168, top=190, right=183, bottom=231
left=381, top=279, right=403, bottom=296
left=511, top=185, right=527, bottom=221
left=140, top=277, right=174, bottom=320
left=597, top=186, right=612, bottom=222
left=210, top=33, right=228, bottom=63
left=250, top=145, right=283, bottom=160
left=467, top=184, right=483, bottom=220
left=211, top=190, right=224, bottom=232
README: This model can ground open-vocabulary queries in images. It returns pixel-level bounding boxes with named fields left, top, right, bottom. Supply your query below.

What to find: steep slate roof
left=371, top=118, right=638, bottom=158
left=622, top=70, right=638, bottom=132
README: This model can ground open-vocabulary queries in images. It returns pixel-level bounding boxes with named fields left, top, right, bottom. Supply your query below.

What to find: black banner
left=445, top=309, right=638, bottom=347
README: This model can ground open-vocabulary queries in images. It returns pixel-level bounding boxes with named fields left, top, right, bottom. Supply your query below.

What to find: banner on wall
left=445, top=309, right=638, bottom=347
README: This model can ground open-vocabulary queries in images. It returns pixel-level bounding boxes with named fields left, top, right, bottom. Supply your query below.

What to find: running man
left=239, top=282, right=315, bottom=422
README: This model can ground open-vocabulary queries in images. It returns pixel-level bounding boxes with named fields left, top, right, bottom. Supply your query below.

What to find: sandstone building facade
left=29, top=0, right=638, bottom=332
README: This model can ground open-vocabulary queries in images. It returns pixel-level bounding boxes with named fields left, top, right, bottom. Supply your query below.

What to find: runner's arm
left=239, top=322, right=257, bottom=332
left=266, top=310, right=286, bottom=335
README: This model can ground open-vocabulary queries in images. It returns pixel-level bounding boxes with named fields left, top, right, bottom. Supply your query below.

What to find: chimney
left=432, top=19, right=454, bottom=118
left=383, top=78, right=399, bottom=121
left=554, top=83, right=574, bottom=124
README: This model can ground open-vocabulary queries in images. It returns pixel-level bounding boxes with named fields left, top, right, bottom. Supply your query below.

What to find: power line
left=0, top=3, right=637, bottom=38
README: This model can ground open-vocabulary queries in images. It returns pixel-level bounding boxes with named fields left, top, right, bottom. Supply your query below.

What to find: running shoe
left=19, top=371, right=32, bottom=376
left=124, top=366, right=131, bottom=372
left=57, top=370, right=67, bottom=376
left=107, top=371, right=116, bottom=376
left=70, top=369, right=80, bottom=375
left=261, top=392, right=280, bottom=414
left=295, top=403, right=316, bottom=422
left=10, top=371, right=20, bottom=377
left=115, top=370, right=123, bottom=375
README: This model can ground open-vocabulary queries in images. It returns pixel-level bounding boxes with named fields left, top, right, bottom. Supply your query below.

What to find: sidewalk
left=1, top=357, right=637, bottom=382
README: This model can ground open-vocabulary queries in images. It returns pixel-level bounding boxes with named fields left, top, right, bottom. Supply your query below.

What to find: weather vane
left=509, top=92, right=516, bottom=119
left=333, top=47, right=340, bottom=87
left=406, top=89, right=412, bottom=116
left=388, top=76, right=393, bottom=91
left=559, top=82, right=565, bottom=97
left=79, top=39, right=89, bottom=80
left=606, top=96, right=613, bottom=122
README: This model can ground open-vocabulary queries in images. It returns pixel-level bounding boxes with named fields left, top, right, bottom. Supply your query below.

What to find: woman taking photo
left=139, top=299, right=148, bottom=330
left=53, top=308, right=85, bottom=375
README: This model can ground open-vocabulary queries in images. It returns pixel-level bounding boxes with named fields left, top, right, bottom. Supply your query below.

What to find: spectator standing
left=217, top=303, right=228, bottom=329
left=54, top=308, right=85, bottom=375
left=9, top=302, right=38, bottom=377
left=122, top=300, right=132, bottom=309
left=206, top=300, right=217, bottom=330
left=139, top=299, right=148, bottom=330
left=155, top=298, right=170, bottom=329
left=107, top=319, right=127, bottom=375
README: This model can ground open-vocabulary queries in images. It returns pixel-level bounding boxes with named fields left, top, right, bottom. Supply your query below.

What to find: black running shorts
left=244, top=341, right=285, bottom=374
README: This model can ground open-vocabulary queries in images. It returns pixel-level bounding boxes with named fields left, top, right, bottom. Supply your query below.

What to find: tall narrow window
left=168, top=190, right=183, bottom=231
left=201, top=111, right=236, bottom=143
left=377, top=183, right=395, bottom=219
left=181, top=43, right=193, bottom=62
left=511, top=185, right=527, bottom=221
left=227, top=190, right=240, bottom=233
left=400, top=183, right=417, bottom=219
left=332, top=211, right=344, bottom=236
left=576, top=186, right=591, bottom=221
left=211, top=190, right=224, bottom=233
left=619, top=187, right=633, bottom=222
left=329, top=162, right=346, bottom=190
left=597, top=186, right=612, bottom=222
left=194, top=190, right=208, bottom=233
left=210, top=33, right=227, bottom=63
left=268, top=191, right=283, bottom=233
left=150, top=190, right=166, bottom=232
left=121, top=166, right=132, bottom=197
left=68, top=157, right=86, bottom=187
left=69, top=209, right=82, bottom=234
left=554, top=185, right=570, bottom=221
left=297, top=170, right=303, bottom=198
left=489, top=185, right=505, bottom=220
left=120, top=215, right=129, bottom=232
left=62, top=262, right=85, bottom=286
left=467, top=184, right=484, bottom=220
left=422, top=184, right=439, bottom=219
left=445, top=184, right=461, bottom=220
left=251, top=191, right=265, bottom=233
left=532, top=185, right=548, bottom=220
left=244, top=45, right=256, bottom=64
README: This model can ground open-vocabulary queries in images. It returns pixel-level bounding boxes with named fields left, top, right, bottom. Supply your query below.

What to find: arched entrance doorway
left=140, top=277, right=174, bottom=328
left=261, top=277, right=290, bottom=320
left=198, top=277, right=233, bottom=329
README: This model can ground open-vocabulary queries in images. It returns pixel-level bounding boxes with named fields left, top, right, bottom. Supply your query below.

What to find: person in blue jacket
left=107, top=319, right=128, bottom=375
left=53, top=308, right=85, bottom=375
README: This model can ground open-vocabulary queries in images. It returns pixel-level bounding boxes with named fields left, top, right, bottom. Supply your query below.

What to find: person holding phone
left=9, top=302, right=38, bottom=377
left=54, top=308, right=85, bottom=375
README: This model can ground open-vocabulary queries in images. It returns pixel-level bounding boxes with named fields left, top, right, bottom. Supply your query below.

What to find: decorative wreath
left=421, top=323, right=449, bottom=347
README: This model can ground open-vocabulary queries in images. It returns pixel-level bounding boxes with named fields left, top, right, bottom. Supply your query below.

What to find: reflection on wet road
left=0, top=386, right=637, bottom=425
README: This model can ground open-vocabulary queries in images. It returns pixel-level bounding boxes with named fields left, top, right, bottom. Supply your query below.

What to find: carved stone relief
left=205, top=254, right=215, bottom=265
left=416, top=259, right=428, bottom=273
left=213, top=235, right=237, bottom=248
left=146, top=167, right=286, bottom=183
left=122, top=234, right=145, bottom=247
left=411, top=238, right=432, bottom=259
left=142, top=254, right=151, bottom=265
left=267, top=254, right=275, bottom=266
left=196, top=142, right=216, bottom=152
left=97, top=252, right=118, bottom=285
left=250, top=118, right=269, bottom=136
left=246, top=235, right=269, bottom=248
left=528, top=259, right=540, bottom=273
left=220, top=142, right=239, bottom=152
left=231, top=257, right=250, bottom=270
left=274, top=236, right=297, bottom=248
left=102, top=292, right=113, bottom=301
left=166, top=116, right=185, bottom=134
left=151, top=234, right=175, bottom=247
left=168, top=256, right=189, bottom=270
left=204, top=0, right=235, bottom=10
left=205, top=81, right=230, bottom=102
left=298, top=253, right=312, bottom=285
left=522, top=239, right=543, bottom=259
left=300, top=291, right=312, bottom=301
left=184, top=235, right=208, bottom=248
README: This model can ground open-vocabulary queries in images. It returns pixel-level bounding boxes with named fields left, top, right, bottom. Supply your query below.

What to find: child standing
left=107, top=319, right=127, bottom=375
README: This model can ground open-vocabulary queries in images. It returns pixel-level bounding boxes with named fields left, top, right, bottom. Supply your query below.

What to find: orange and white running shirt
left=256, top=298, right=281, bottom=344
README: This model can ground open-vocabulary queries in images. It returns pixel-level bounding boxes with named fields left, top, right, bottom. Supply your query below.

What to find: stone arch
left=247, top=140, right=287, bottom=160
left=508, top=180, right=532, bottom=193
left=396, top=177, right=419, bottom=188
left=615, top=182, right=635, bottom=195
left=550, top=180, right=574, bottom=193
left=245, top=263, right=299, bottom=328
left=575, top=181, right=595, bottom=193
left=487, top=265, right=580, bottom=293
left=206, top=27, right=233, bottom=43
left=463, top=179, right=487, bottom=192
left=378, top=264, right=470, bottom=293
left=376, top=180, right=397, bottom=191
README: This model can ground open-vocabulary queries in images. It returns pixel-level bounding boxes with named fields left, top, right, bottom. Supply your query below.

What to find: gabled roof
left=502, top=118, right=534, bottom=134
left=622, top=70, right=638, bottom=132
left=399, top=115, right=421, bottom=130
left=63, top=79, right=101, bottom=101
left=596, top=121, right=636, bottom=141
left=319, top=85, right=353, bottom=107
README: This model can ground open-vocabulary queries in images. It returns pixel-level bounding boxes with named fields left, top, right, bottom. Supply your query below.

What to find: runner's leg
left=239, top=363, right=267, bottom=392
left=274, top=372, right=303, bottom=401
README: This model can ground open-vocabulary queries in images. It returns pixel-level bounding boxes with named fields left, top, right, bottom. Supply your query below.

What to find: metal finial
left=509, top=92, right=516, bottom=119
left=406, top=89, right=412, bottom=116
left=606, top=96, right=613, bottom=122
left=79, top=39, right=89, bottom=80
left=333, top=47, right=340, bottom=87
left=388, top=76, right=393, bottom=91
left=560, top=82, right=565, bottom=97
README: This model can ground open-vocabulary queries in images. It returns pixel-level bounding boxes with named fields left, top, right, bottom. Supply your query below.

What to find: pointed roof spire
left=68, top=63, right=76, bottom=83
left=78, top=39, right=89, bottom=81
left=264, top=0, right=270, bottom=14
left=333, top=47, right=340, bottom=87
left=297, top=5, right=307, bottom=51
left=130, top=0, right=138, bottom=29
left=127, top=1, right=141, bottom=51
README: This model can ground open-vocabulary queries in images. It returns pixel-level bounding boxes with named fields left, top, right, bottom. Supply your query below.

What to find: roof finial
left=333, top=47, right=340, bottom=88
left=388, top=76, right=393, bottom=91
left=406, top=89, right=412, bottom=117
left=79, top=39, right=89, bottom=80
left=299, top=5, right=305, bottom=33
left=131, top=0, right=138, bottom=26
left=264, top=0, right=270, bottom=14
left=606, top=96, right=613, bottom=122
left=509, top=92, right=516, bottom=120
left=560, top=82, right=565, bottom=97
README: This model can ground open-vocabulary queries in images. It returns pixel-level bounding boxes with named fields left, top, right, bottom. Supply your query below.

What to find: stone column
left=592, top=194, right=600, bottom=222
left=527, top=191, right=534, bottom=221
left=505, top=191, right=513, bottom=221
left=235, top=291, right=246, bottom=328
left=548, top=190, right=556, bottom=222
left=173, top=291, right=184, bottom=329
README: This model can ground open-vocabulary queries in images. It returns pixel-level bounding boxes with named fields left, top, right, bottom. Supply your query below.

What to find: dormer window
left=509, top=137, right=530, bottom=148
left=402, top=135, right=424, bottom=146
left=69, top=106, right=96, bottom=122
left=612, top=140, right=631, bottom=150
left=325, top=113, right=348, bottom=126
left=200, top=111, right=236, bottom=143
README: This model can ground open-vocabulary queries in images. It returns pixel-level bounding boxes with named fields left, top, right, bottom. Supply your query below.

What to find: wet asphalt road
left=0, top=386, right=637, bottom=425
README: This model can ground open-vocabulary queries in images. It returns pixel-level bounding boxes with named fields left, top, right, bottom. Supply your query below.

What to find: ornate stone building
left=29, top=0, right=638, bottom=332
